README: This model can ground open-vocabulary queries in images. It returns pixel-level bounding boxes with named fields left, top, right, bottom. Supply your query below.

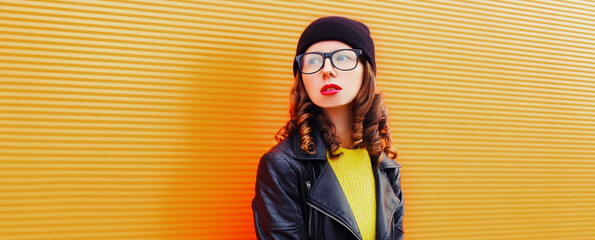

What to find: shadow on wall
left=166, top=36, right=294, bottom=238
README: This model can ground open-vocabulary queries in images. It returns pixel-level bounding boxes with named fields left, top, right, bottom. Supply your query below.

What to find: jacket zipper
left=308, top=204, right=314, bottom=239
left=305, top=180, right=313, bottom=239
left=307, top=202, right=362, bottom=240
left=306, top=163, right=316, bottom=239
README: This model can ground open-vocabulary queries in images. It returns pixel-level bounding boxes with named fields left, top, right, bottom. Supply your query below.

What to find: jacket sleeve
left=392, top=166, right=404, bottom=240
left=252, top=152, right=308, bottom=240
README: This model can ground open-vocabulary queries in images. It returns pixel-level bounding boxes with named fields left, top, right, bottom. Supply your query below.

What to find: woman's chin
left=313, top=102, right=351, bottom=110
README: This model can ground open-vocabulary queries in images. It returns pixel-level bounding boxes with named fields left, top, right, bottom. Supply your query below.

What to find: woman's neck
left=322, top=104, right=354, bottom=149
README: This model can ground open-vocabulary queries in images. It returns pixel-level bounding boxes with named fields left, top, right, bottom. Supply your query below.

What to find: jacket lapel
left=291, top=130, right=362, bottom=238
left=292, top=129, right=327, bottom=161
left=291, top=130, right=401, bottom=239
left=307, top=163, right=362, bottom=238
left=375, top=152, right=401, bottom=239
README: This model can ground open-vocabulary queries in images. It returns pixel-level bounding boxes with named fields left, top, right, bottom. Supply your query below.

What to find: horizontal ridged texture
left=1, top=0, right=594, bottom=239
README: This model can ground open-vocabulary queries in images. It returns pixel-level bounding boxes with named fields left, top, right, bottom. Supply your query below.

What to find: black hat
left=294, top=16, right=376, bottom=76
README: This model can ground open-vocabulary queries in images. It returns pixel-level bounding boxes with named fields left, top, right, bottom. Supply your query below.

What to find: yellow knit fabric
left=327, top=146, right=376, bottom=240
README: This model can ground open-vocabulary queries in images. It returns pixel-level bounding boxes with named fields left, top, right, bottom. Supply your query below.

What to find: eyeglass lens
left=300, top=50, right=358, bottom=74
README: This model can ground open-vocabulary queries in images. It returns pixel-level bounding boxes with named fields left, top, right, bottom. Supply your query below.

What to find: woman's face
left=301, top=40, right=364, bottom=109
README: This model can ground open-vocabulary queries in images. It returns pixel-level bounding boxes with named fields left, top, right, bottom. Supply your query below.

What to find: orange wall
left=1, top=1, right=594, bottom=239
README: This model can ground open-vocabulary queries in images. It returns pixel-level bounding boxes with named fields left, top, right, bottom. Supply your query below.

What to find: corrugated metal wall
left=1, top=0, right=594, bottom=239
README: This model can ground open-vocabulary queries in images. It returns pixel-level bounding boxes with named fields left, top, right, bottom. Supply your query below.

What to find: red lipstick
left=320, top=84, right=342, bottom=95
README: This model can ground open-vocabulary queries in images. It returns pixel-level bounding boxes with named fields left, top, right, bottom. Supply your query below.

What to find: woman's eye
left=307, top=58, right=321, bottom=65
left=335, top=55, right=350, bottom=61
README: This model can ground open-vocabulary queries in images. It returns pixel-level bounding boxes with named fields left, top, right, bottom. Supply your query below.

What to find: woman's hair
left=275, top=61, right=398, bottom=164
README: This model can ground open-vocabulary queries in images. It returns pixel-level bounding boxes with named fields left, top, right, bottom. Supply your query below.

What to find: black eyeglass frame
left=295, top=49, right=362, bottom=74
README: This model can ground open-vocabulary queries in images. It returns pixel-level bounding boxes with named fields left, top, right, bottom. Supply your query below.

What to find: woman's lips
left=320, top=84, right=342, bottom=95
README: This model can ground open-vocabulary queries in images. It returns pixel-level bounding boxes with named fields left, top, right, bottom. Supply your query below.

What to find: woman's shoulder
left=257, top=132, right=300, bottom=171
left=262, top=132, right=297, bottom=159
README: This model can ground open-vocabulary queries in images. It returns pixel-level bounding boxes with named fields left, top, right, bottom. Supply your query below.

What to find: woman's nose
left=321, top=58, right=336, bottom=78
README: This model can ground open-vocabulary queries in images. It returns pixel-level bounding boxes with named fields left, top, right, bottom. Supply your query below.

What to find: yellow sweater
left=327, top=146, right=376, bottom=240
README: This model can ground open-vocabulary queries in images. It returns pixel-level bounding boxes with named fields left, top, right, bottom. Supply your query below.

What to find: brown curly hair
left=275, top=61, right=398, bottom=165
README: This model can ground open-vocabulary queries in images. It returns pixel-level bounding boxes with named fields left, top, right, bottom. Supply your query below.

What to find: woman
left=252, top=16, right=404, bottom=240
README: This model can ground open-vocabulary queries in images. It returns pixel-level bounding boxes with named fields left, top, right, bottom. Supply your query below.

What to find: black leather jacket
left=252, top=130, right=404, bottom=240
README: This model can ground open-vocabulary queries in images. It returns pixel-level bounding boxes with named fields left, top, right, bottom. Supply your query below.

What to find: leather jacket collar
left=292, top=128, right=401, bottom=169
left=291, top=130, right=401, bottom=239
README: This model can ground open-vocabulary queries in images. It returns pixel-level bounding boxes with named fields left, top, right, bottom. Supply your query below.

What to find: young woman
left=252, top=16, right=404, bottom=240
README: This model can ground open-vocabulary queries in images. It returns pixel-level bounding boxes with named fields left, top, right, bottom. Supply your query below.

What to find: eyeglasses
left=296, top=49, right=362, bottom=74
